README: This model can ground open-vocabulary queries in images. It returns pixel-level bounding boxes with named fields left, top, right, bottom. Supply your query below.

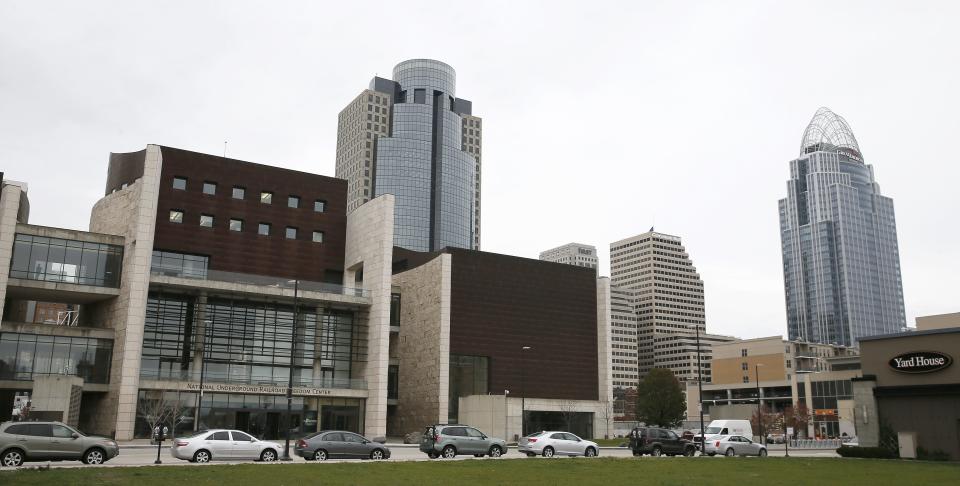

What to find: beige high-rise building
left=609, top=285, right=639, bottom=389
left=610, top=230, right=732, bottom=383
left=335, top=59, right=482, bottom=251
left=539, top=242, right=598, bottom=270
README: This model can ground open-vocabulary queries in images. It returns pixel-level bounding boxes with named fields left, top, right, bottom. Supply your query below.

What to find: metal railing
left=150, top=267, right=368, bottom=298
left=139, top=368, right=367, bottom=390
left=788, top=438, right=844, bottom=449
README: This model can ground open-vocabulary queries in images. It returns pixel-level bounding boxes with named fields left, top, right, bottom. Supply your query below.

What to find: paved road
left=6, top=445, right=838, bottom=469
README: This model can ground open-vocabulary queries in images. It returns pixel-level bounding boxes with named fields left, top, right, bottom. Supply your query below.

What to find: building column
left=852, top=377, right=879, bottom=447
left=0, top=183, right=25, bottom=323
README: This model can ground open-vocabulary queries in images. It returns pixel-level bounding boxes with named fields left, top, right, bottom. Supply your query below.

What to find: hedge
left=836, top=446, right=898, bottom=459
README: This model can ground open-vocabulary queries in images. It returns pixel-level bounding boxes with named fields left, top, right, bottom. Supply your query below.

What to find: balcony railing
left=139, top=368, right=367, bottom=391
left=150, top=267, right=368, bottom=298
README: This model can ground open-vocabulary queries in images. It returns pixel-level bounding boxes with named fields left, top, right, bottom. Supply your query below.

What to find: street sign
left=787, top=427, right=794, bottom=435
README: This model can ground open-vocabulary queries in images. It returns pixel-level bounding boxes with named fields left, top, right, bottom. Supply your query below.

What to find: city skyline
left=2, top=1, right=958, bottom=340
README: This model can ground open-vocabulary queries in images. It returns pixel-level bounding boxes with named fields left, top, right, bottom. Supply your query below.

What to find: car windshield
left=704, top=427, right=723, bottom=434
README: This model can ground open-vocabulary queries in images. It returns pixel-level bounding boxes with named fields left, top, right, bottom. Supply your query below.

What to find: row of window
left=172, top=177, right=327, bottom=212
left=168, top=210, right=324, bottom=243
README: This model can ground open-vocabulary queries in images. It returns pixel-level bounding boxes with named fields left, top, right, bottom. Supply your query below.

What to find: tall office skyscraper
left=779, top=107, right=906, bottom=346
left=335, top=59, right=482, bottom=251
left=539, top=242, right=599, bottom=269
left=610, top=230, right=732, bottom=383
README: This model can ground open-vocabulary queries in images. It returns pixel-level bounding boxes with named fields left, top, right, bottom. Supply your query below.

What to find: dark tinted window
left=5, top=424, right=29, bottom=434
left=323, top=432, right=344, bottom=442
left=173, top=177, right=187, bottom=190
left=209, top=431, right=230, bottom=441
left=232, top=431, right=253, bottom=441
left=27, top=424, right=52, bottom=437
left=443, top=427, right=466, bottom=437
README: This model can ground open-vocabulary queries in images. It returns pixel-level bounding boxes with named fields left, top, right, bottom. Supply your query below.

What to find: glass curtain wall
left=447, top=355, right=489, bottom=423
left=0, top=332, right=113, bottom=383
left=9, top=234, right=122, bottom=287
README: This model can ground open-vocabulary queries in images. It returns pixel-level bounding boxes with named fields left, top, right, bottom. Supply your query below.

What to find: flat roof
left=858, top=326, right=960, bottom=342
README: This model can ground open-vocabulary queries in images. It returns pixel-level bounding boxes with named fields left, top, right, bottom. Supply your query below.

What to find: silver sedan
left=518, top=431, right=599, bottom=457
left=170, top=429, right=282, bottom=463
left=703, top=435, right=768, bottom=457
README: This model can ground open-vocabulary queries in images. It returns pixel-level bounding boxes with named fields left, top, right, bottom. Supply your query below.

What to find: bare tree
left=558, top=399, right=578, bottom=432
left=137, top=390, right=189, bottom=440
left=597, top=401, right=613, bottom=439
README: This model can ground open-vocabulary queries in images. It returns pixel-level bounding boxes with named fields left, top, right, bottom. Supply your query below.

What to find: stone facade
left=343, top=194, right=395, bottom=438
left=0, top=182, right=27, bottom=322
left=596, top=277, right=614, bottom=408
left=392, top=254, right=451, bottom=437
left=88, top=144, right=162, bottom=439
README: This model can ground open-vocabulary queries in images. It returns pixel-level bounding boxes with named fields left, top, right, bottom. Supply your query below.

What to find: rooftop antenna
left=223, top=141, right=227, bottom=158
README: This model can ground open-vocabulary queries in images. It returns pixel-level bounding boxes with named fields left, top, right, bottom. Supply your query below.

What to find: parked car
left=518, top=431, right=599, bottom=457
left=628, top=427, right=697, bottom=457
left=0, top=421, right=119, bottom=467
left=702, top=435, right=767, bottom=457
left=170, top=429, right=282, bottom=463
left=294, top=430, right=390, bottom=461
left=420, top=424, right=506, bottom=459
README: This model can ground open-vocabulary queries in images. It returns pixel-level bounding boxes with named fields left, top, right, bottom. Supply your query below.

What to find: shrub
left=836, top=446, right=898, bottom=459
left=917, top=447, right=951, bottom=461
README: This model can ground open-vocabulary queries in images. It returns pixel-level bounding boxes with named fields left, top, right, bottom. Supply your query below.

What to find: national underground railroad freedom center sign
left=888, top=351, right=953, bottom=374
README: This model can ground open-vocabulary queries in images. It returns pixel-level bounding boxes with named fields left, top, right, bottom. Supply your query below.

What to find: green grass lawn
left=593, top=438, right=628, bottom=447
left=3, top=457, right=959, bottom=486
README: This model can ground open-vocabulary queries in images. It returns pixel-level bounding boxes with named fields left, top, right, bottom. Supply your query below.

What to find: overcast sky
left=2, top=1, right=958, bottom=340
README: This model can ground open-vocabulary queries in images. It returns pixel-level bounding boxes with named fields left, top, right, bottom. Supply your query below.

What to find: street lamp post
left=282, top=279, right=299, bottom=461
left=520, top=346, right=531, bottom=438
left=755, top=363, right=765, bottom=446
left=504, top=389, right=510, bottom=443
left=695, top=325, right=705, bottom=455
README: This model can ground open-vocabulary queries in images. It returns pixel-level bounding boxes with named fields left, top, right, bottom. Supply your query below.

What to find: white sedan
left=703, top=435, right=767, bottom=457
left=170, top=429, right=283, bottom=462
left=518, top=431, right=599, bottom=457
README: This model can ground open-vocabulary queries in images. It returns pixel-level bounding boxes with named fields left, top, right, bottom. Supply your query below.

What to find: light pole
left=755, top=363, right=765, bottom=445
left=520, top=346, right=531, bottom=438
left=282, top=279, right=299, bottom=461
left=695, top=325, right=705, bottom=455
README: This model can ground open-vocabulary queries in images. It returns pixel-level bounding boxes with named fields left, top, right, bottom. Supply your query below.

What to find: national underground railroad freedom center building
left=0, top=146, right=612, bottom=441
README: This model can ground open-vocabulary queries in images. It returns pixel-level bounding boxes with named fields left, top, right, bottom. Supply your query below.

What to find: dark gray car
left=0, top=421, right=119, bottom=467
left=293, top=430, right=391, bottom=461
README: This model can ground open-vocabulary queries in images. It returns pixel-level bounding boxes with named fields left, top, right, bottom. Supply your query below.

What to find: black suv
left=629, top=427, right=696, bottom=457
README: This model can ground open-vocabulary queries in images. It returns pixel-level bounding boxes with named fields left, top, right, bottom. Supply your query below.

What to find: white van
left=693, top=420, right=753, bottom=446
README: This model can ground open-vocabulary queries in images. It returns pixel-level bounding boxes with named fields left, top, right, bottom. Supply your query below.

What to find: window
left=169, top=210, right=184, bottom=224
left=203, top=182, right=217, bottom=195
left=324, top=432, right=344, bottom=442
left=260, top=191, right=273, bottom=204
left=232, top=186, right=245, bottom=199
left=550, top=432, right=566, bottom=440
left=465, top=428, right=485, bottom=438
left=741, top=349, right=748, bottom=357
left=26, top=424, right=53, bottom=437
left=151, top=251, right=209, bottom=279
left=414, top=89, right=426, bottom=104
left=199, top=214, right=214, bottom=227
left=172, top=177, right=187, bottom=190
left=743, top=376, right=750, bottom=383
left=10, top=233, right=123, bottom=287
left=209, top=431, right=230, bottom=441
left=258, top=223, right=271, bottom=236
left=288, top=196, right=300, bottom=208
left=741, top=362, right=748, bottom=371
left=232, top=431, right=253, bottom=441
left=342, top=433, right=365, bottom=443
left=51, top=425, right=74, bottom=438
left=314, top=200, right=326, bottom=212
left=285, top=227, right=297, bottom=239
left=443, top=427, right=466, bottom=437
left=312, top=231, right=324, bottom=243
left=230, top=219, right=243, bottom=232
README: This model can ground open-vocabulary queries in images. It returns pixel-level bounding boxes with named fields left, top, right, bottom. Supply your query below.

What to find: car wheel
left=489, top=446, right=503, bottom=458
left=314, top=449, right=328, bottom=461
left=260, top=449, right=277, bottom=462
left=370, top=449, right=385, bottom=460
left=193, top=449, right=211, bottom=463
left=427, top=451, right=439, bottom=459
left=652, top=446, right=662, bottom=457
left=2, top=449, right=25, bottom=467
left=83, top=448, right=105, bottom=465
left=525, top=452, right=536, bottom=457
left=707, top=452, right=716, bottom=456
left=542, top=446, right=555, bottom=458
left=442, top=445, right=457, bottom=459
left=585, top=447, right=597, bottom=457
left=684, top=447, right=696, bottom=457
left=725, top=448, right=735, bottom=457
left=631, top=450, right=640, bottom=457
left=759, top=448, right=767, bottom=457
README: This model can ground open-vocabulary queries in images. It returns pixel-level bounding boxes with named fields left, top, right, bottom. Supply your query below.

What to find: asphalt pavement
left=5, top=444, right=839, bottom=469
